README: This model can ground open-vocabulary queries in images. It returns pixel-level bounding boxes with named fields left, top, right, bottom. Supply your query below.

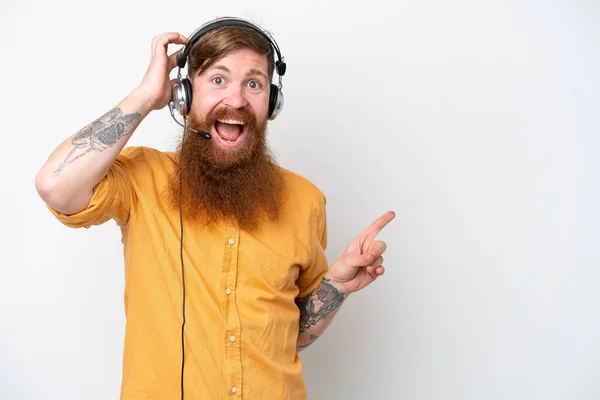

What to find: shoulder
left=278, top=167, right=329, bottom=248
left=118, top=146, right=175, bottom=164
left=280, top=167, right=324, bottom=196
left=113, top=146, right=176, bottom=187
left=115, top=146, right=176, bottom=173
left=279, top=166, right=326, bottom=208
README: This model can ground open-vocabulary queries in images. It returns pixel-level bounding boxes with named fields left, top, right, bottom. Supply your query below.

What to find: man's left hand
left=326, top=210, right=395, bottom=294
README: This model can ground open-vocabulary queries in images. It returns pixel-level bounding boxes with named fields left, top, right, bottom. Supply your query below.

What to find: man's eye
left=248, top=80, right=260, bottom=89
left=213, top=77, right=224, bottom=85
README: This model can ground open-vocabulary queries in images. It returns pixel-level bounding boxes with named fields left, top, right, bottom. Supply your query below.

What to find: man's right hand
left=136, top=32, right=188, bottom=111
left=35, top=32, right=188, bottom=215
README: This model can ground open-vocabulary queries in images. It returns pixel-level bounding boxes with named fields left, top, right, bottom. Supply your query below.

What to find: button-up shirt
left=47, top=146, right=329, bottom=399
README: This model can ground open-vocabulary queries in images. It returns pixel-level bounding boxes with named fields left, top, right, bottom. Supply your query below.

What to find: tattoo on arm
left=52, top=108, right=141, bottom=176
left=296, top=277, right=345, bottom=333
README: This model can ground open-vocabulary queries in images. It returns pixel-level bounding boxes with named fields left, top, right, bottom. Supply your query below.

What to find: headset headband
left=176, top=17, right=287, bottom=78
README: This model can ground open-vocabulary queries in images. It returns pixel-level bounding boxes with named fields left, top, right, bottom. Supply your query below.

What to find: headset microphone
left=168, top=101, right=212, bottom=140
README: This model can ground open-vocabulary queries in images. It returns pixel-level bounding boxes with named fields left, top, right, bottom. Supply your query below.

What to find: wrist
left=129, top=87, right=159, bottom=115
left=323, top=274, right=351, bottom=297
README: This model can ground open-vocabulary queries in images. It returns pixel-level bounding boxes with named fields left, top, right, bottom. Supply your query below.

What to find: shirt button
left=230, top=335, right=236, bottom=342
left=232, top=387, right=238, bottom=394
left=225, top=288, right=231, bottom=295
left=228, top=238, right=235, bottom=245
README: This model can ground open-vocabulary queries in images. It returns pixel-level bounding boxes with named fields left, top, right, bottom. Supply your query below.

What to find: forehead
left=205, top=48, right=268, bottom=73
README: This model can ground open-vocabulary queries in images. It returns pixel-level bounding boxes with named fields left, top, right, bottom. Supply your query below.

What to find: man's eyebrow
left=246, top=68, right=269, bottom=81
left=209, top=65, right=268, bottom=81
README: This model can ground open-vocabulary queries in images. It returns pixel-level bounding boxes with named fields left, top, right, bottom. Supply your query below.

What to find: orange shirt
left=47, top=146, right=329, bottom=399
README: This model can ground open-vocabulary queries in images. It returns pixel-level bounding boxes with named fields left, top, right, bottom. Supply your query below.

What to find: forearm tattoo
left=53, top=108, right=141, bottom=176
left=297, top=277, right=345, bottom=333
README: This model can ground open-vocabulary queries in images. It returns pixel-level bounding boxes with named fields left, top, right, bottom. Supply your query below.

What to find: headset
left=169, top=16, right=287, bottom=139
left=174, top=17, right=287, bottom=400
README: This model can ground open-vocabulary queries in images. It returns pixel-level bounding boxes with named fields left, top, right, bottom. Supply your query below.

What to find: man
left=35, top=17, right=394, bottom=399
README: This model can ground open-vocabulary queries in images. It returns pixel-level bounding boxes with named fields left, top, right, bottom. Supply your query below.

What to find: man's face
left=189, top=48, right=271, bottom=160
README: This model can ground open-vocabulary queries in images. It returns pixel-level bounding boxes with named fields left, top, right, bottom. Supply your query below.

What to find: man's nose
left=223, top=85, right=249, bottom=109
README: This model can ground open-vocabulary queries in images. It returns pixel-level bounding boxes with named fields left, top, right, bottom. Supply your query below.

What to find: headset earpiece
left=170, top=76, right=193, bottom=117
left=181, top=78, right=192, bottom=116
left=177, top=51, right=187, bottom=69
left=275, top=60, right=286, bottom=76
left=268, top=84, right=284, bottom=121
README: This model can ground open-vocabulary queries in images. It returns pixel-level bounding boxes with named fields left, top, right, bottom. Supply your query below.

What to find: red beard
left=166, top=106, right=286, bottom=232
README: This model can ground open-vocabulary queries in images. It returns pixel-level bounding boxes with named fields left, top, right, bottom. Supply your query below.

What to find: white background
left=1, top=0, right=599, bottom=399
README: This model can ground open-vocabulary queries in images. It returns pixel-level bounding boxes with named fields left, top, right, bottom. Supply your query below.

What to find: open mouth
left=214, top=119, right=248, bottom=147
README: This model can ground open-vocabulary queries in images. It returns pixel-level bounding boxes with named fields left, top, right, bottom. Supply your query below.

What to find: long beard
left=166, top=106, right=286, bottom=232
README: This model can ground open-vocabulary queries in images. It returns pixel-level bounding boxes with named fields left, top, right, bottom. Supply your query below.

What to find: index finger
left=363, top=210, right=395, bottom=244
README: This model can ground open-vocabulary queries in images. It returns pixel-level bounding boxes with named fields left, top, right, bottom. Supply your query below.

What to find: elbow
left=35, top=169, right=56, bottom=204
left=35, top=171, right=89, bottom=215
left=296, top=343, right=311, bottom=353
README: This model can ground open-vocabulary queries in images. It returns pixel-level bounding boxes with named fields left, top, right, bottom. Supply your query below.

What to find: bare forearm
left=35, top=89, right=152, bottom=214
left=296, top=276, right=348, bottom=352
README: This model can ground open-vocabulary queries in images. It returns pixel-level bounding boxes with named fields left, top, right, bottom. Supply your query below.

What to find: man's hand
left=326, top=211, right=395, bottom=294
left=136, top=32, right=188, bottom=111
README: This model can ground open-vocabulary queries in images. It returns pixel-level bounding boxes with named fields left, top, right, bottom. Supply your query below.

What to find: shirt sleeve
left=45, top=149, right=137, bottom=229
left=296, top=194, right=329, bottom=299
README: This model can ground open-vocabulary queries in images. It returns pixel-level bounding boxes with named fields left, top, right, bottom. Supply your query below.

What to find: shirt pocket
left=238, top=233, right=307, bottom=296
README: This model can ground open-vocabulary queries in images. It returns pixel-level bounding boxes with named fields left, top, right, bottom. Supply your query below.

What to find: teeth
left=217, top=119, right=245, bottom=125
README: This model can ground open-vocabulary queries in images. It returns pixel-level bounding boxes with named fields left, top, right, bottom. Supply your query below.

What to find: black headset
left=170, top=17, right=287, bottom=121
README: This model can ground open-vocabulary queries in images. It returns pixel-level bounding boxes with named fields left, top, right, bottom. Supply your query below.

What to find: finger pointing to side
left=363, top=211, right=395, bottom=247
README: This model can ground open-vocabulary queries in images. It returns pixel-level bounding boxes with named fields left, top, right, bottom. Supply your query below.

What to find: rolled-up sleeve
left=296, top=194, right=329, bottom=299
left=46, top=151, right=136, bottom=229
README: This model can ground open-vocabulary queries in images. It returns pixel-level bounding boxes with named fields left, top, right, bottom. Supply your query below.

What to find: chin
left=209, top=141, right=254, bottom=168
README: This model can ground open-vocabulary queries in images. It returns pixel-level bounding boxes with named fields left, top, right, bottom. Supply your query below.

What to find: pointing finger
left=362, top=211, right=395, bottom=250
